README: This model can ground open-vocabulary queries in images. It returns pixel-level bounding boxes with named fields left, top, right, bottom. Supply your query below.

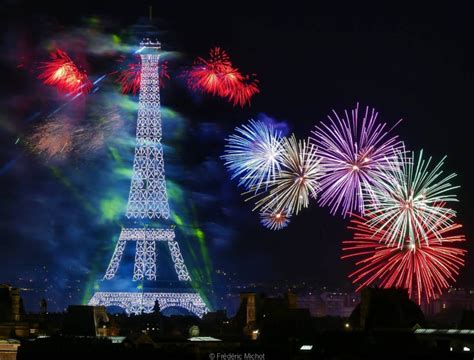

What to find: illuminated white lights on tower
left=89, top=39, right=208, bottom=317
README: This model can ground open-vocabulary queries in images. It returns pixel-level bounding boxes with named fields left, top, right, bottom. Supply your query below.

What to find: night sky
left=1, top=2, right=473, bottom=312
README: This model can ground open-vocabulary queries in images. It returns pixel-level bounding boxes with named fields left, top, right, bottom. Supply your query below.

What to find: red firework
left=186, top=47, right=235, bottom=96
left=228, top=74, right=260, bottom=107
left=38, top=49, right=92, bottom=94
left=186, top=47, right=259, bottom=107
left=341, top=214, right=466, bottom=304
left=160, top=61, right=170, bottom=87
left=115, top=56, right=170, bottom=95
left=115, top=56, right=141, bottom=95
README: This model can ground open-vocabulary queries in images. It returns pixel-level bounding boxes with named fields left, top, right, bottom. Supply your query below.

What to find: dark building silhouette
left=62, top=305, right=109, bottom=337
left=350, top=287, right=425, bottom=330
left=459, top=310, right=474, bottom=329
left=234, top=292, right=258, bottom=337
left=0, top=285, right=23, bottom=322
left=39, top=299, right=47, bottom=316
left=0, top=284, right=30, bottom=338
left=233, top=291, right=313, bottom=342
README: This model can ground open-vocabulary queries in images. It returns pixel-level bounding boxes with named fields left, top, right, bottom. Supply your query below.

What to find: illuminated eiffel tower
left=89, top=39, right=208, bottom=317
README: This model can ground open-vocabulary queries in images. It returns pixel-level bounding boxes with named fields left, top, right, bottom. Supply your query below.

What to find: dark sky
left=1, top=2, right=473, bottom=311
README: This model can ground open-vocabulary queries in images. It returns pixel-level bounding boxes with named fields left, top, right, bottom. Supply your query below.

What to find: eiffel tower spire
left=126, top=39, right=170, bottom=219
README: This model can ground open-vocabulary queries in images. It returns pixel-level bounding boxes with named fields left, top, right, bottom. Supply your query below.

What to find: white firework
left=251, top=134, right=324, bottom=215
left=260, top=208, right=292, bottom=230
left=222, top=119, right=284, bottom=192
left=364, top=149, right=459, bottom=248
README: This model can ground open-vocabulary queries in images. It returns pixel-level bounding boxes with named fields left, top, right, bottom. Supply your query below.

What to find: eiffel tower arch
left=89, top=39, right=209, bottom=318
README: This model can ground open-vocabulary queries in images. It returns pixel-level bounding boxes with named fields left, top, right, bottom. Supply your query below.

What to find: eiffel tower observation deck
left=89, top=39, right=209, bottom=317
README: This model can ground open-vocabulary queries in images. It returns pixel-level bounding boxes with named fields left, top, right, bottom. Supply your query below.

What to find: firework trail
left=222, top=119, right=284, bottom=192
left=364, top=150, right=459, bottom=248
left=342, top=213, right=466, bottom=303
left=260, top=208, right=291, bottom=230
left=251, top=135, right=324, bottom=215
left=310, top=104, right=403, bottom=217
left=114, top=55, right=169, bottom=95
left=185, top=47, right=259, bottom=107
left=38, top=49, right=92, bottom=94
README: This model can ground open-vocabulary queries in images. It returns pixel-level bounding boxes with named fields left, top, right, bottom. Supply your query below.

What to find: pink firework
left=310, top=103, right=403, bottom=217
left=341, top=214, right=466, bottom=304
left=38, top=49, right=92, bottom=94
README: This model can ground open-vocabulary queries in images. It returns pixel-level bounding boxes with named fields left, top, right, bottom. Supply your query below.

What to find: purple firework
left=310, top=103, right=404, bottom=217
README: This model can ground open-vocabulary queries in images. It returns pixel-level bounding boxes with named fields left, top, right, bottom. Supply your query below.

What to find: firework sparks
left=115, top=56, right=169, bottom=95
left=260, top=208, right=292, bottom=230
left=28, top=109, right=122, bottom=160
left=222, top=119, right=284, bottom=192
left=186, top=47, right=236, bottom=96
left=28, top=116, right=75, bottom=159
left=38, top=49, right=92, bottom=94
left=185, top=47, right=259, bottom=107
left=227, top=74, right=260, bottom=108
left=342, top=214, right=466, bottom=303
left=310, top=104, right=403, bottom=217
left=160, top=61, right=170, bottom=87
left=251, top=135, right=324, bottom=215
left=115, top=56, right=141, bottom=95
left=364, top=150, right=459, bottom=248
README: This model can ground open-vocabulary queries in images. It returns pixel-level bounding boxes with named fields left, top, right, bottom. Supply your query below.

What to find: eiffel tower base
left=89, top=291, right=208, bottom=318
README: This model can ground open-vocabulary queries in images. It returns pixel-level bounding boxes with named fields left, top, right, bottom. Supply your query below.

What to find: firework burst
left=310, top=104, right=403, bottom=217
left=342, top=214, right=466, bottom=303
left=364, top=150, right=459, bottom=248
left=115, top=55, right=169, bottom=95
left=222, top=119, right=284, bottom=192
left=186, top=47, right=237, bottom=95
left=260, top=208, right=292, bottom=230
left=252, top=135, right=324, bottom=215
left=227, top=74, right=260, bottom=108
left=185, top=47, right=259, bottom=107
left=38, top=49, right=92, bottom=94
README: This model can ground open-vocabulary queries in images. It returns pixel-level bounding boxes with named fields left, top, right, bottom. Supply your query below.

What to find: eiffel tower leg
left=168, top=240, right=191, bottom=281
left=133, top=240, right=146, bottom=281
left=144, top=240, right=156, bottom=280
left=103, top=240, right=126, bottom=280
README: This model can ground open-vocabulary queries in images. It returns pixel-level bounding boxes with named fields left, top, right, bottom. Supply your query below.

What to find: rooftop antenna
left=149, top=5, right=153, bottom=23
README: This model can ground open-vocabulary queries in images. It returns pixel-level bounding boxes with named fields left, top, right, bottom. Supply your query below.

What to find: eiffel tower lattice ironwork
left=89, top=39, right=208, bottom=317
